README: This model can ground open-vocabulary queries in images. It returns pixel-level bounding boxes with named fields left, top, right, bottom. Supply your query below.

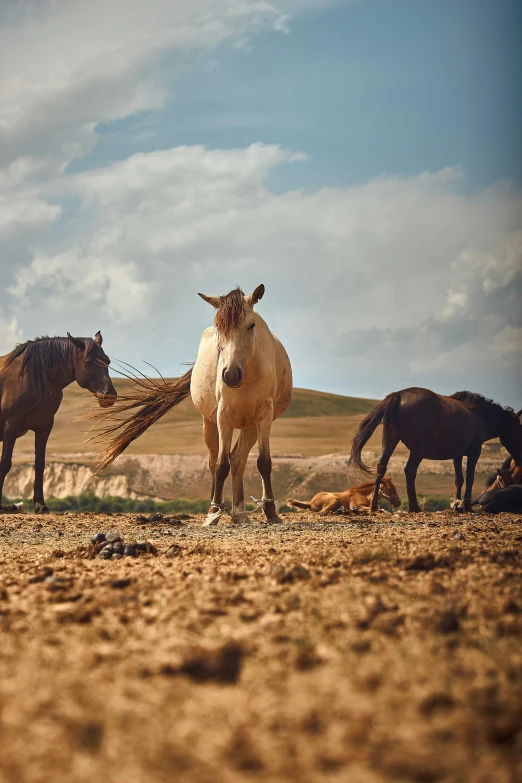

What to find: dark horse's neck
left=451, top=390, right=521, bottom=454
left=6, top=337, right=77, bottom=400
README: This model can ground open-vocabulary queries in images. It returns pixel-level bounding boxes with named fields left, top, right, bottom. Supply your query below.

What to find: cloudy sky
left=1, top=0, right=521, bottom=405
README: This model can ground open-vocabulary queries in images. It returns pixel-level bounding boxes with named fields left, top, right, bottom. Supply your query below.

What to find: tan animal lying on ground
left=287, top=475, right=401, bottom=514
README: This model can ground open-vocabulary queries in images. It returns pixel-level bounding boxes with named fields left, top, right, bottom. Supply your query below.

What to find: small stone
left=176, top=641, right=243, bottom=683
left=405, top=554, right=436, bottom=571
left=290, top=564, right=311, bottom=581
left=28, top=566, right=54, bottom=584
left=165, top=544, right=183, bottom=558
left=136, top=541, right=158, bottom=555
left=109, top=578, right=132, bottom=589
left=105, top=532, right=121, bottom=544
left=112, top=541, right=124, bottom=554
left=99, top=548, right=112, bottom=560
left=135, top=515, right=148, bottom=524
left=123, top=544, right=137, bottom=557
left=148, top=513, right=163, bottom=523
left=91, top=532, right=106, bottom=544
left=438, top=610, right=460, bottom=634
left=111, top=553, right=123, bottom=560
left=453, top=533, right=465, bottom=540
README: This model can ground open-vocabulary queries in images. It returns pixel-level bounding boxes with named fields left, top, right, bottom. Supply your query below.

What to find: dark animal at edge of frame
left=349, top=387, right=522, bottom=513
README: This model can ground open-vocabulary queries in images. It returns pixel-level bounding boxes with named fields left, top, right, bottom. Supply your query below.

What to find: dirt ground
left=0, top=510, right=521, bottom=783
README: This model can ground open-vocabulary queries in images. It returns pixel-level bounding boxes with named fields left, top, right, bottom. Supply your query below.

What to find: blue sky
left=74, top=0, right=522, bottom=192
left=0, top=0, right=521, bottom=405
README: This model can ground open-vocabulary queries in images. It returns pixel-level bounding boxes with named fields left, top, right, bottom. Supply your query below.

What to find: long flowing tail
left=88, top=368, right=193, bottom=474
left=349, top=391, right=401, bottom=476
left=286, top=498, right=311, bottom=510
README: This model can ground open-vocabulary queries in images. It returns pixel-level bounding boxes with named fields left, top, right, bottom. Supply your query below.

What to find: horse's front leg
left=256, top=404, right=281, bottom=524
left=33, top=421, right=54, bottom=514
left=404, top=451, right=423, bottom=513
left=230, top=428, right=257, bottom=524
left=203, top=407, right=234, bottom=526
left=203, top=417, right=219, bottom=517
left=0, top=421, right=17, bottom=510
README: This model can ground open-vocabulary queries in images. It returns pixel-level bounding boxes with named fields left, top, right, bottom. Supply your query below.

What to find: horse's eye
left=248, top=323, right=255, bottom=330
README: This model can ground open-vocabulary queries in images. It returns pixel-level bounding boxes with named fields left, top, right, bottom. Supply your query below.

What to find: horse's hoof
left=34, top=503, right=49, bottom=514
left=231, top=513, right=252, bottom=525
left=265, top=515, right=283, bottom=524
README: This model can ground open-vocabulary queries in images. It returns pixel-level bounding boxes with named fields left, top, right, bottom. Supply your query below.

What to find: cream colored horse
left=192, top=285, right=292, bottom=525
left=92, top=285, right=292, bottom=526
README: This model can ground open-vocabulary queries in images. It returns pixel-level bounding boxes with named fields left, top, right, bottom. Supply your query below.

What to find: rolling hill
left=14, top=380, right=379, bottom=458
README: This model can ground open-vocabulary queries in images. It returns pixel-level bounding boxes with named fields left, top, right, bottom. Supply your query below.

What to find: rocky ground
left=0, top=509, right=521, bottom=783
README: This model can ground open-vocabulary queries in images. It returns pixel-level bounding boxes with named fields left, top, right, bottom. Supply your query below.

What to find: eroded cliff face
left=3, top=448, right=501, bottom=502
left=5, top=462, right=137, bottom=499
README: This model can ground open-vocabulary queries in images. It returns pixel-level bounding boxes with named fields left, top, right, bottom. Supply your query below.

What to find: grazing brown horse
left=350, top=388, right=522, bottom=513
left=287, top=475, right=400, bottom=514
left=0, top=333, right=116, bottom=513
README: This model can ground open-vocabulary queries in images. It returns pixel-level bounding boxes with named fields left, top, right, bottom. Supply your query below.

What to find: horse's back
left=396, top=387, right=481, bottom=457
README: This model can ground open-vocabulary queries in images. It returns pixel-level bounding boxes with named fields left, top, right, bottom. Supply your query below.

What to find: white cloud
left=0, top=311, right=23, bottom=355
left=0, top=0, right=519, bottom=405
left=0, top=0, right=334, bottom=169
left=5, top=143, right=521, bottom=403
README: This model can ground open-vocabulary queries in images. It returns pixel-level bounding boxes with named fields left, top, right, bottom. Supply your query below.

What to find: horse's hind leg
left=33, top=421, right=53, bottom=513
left=0, top=422, right=17, bottom=509
left=204, top=407, right=235, bottom=526
left=371, top=424, right=400, bottom=512
left=404, top=451, right=423, bottom=513
left=463, top=447, right=481, bottom=512
left=453, top=457, right=464, bottom=503
left=230, top=428, right=257, bottom=524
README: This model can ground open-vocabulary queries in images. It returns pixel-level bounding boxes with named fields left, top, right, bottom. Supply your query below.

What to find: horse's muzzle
left=97, top=391, right=117, bottom=408
left=222, top=366, right=243, bottom=388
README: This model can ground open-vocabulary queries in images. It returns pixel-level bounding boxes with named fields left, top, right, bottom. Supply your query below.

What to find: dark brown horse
left=350, top=388, right=522, bottom=513
left=0, top=333, right=116, bottom=513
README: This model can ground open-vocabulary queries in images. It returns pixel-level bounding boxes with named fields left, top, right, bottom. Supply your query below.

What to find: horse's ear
left=246, top=284, right=265, bottom=307
left=94, top=331, right=103, bottom=347
left=67, top=333, right=85, bottom=351
left=517, top=409, right=522, bottom=419
left=198, top=293, right=220, bottom=308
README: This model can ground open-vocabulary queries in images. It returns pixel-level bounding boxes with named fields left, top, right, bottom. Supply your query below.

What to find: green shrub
left=2, top=493, right=217, bottom=514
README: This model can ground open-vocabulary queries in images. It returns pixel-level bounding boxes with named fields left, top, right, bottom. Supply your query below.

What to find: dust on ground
left=0, top=510, right=521, bottom=783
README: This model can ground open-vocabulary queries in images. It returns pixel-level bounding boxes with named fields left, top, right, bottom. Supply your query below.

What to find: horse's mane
left=214, top=287, right=246, bottom=337
left=450, top=391, right=518, bottom=429
left=4, top=336, right=80, bottom=400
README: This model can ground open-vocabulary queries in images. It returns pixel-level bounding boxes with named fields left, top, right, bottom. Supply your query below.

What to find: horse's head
left=499, top=409, right=522, bottom=467
left=380, top=474, right=401, bottom=508
left=198, top=285, right=265, bottom=389
left=68, top=331, right=117, bottom=408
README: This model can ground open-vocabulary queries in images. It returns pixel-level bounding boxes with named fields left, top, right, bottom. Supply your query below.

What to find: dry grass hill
left=15, top=380, right=381, bottom=458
